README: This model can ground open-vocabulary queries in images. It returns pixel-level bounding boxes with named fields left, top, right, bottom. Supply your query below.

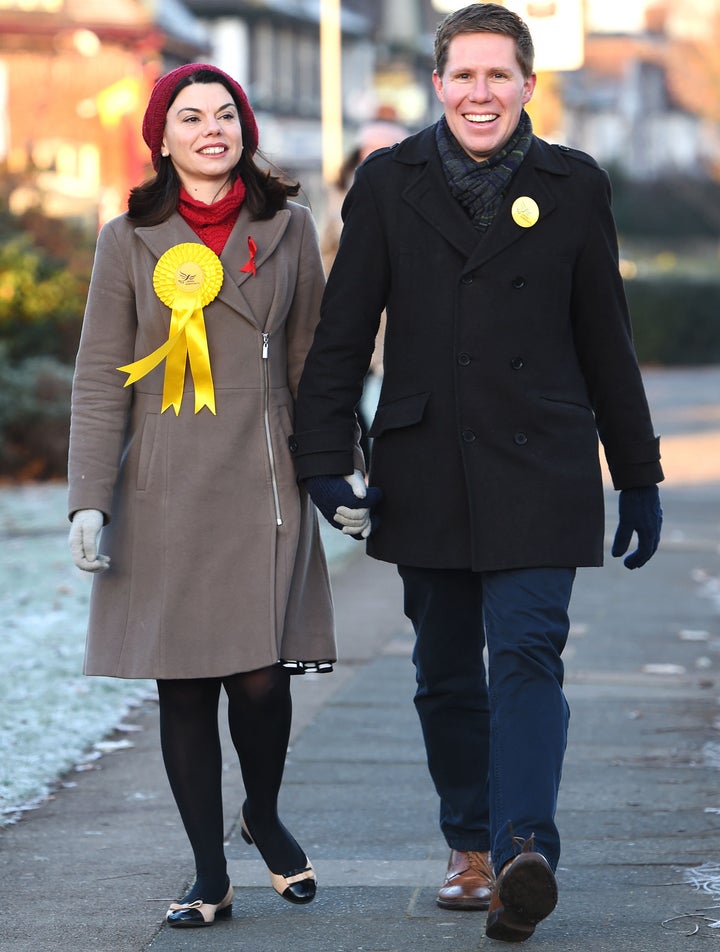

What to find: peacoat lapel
left=462, top=139, right=570, bottom=274
left=398, top=139, right=479, bottom=261
left=395, top=130, right=571, bottom=275
left=462, top=173, right=553, bottom=274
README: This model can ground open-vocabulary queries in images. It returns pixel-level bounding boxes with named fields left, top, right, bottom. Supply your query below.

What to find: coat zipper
left=262, top=332, right=283, bottom=526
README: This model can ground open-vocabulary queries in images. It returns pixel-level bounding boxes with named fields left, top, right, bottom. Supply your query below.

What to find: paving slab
left=2, top=365, right=720, bottom=952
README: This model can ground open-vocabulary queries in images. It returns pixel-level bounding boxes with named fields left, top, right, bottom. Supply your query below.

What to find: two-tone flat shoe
left=241, top=811, right=317, bottom=904
left=166, top=883, right=234, bottom=927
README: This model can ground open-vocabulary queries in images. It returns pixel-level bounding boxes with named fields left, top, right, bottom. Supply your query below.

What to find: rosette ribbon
left=117, top=243, right=224, bottom=414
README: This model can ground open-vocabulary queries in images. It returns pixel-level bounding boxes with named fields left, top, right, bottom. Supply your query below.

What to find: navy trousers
left=398, top=565, right=575, bottom=874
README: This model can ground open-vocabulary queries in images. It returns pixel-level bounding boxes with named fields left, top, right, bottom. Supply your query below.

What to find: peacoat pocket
left=368, top=391, right=430, bottom=438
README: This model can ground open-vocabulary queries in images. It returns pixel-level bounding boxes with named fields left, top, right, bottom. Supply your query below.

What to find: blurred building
left=182, top=0, right=377, bottom=214
left=0, top=0, right=439, bottom=231
left=2, top=0, right=718, bottom=237
left=559, top=6, right=717, bottom=179
left=179, top=1, right=451, bottom=219
left=0, top=0, right=208, bottom=229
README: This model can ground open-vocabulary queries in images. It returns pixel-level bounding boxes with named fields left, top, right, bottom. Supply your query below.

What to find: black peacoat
left=290, top=125, right=663, bottom=572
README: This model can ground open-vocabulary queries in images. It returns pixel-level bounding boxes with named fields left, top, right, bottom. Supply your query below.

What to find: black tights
left=157, top=665, right=306, bottom=904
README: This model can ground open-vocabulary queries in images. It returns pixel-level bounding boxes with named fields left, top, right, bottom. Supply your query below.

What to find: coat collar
left=134, top=206, right=291, bottom=329
left=393, top=126, right=477, bottom=260
left=392, top=126, right=571, bottom=271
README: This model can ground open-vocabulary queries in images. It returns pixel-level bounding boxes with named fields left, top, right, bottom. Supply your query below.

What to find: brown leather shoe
left=436, top=849, right=494, bottom=910
left=485, top=849, right=558, bottom=942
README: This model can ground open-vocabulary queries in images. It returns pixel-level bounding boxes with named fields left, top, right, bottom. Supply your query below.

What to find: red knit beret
left=142, top=63, right=259, bottom=171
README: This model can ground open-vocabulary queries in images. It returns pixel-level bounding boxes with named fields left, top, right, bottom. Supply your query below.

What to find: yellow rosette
left=118, top=243, right=224, bottom=414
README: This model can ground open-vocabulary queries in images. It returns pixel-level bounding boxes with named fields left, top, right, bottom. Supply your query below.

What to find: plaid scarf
left=435, top=110, right=533, bottom=231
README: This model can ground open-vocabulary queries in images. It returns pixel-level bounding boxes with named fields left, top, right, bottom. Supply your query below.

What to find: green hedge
left=608, top=167, right=720, bottom=240
left=625, top=276, right=720, bottom=365
left=0, top=233, right=88, bottom=364
left=0, top=206, right=91, bottom=478
left=0, top=347, right=73, bottom=479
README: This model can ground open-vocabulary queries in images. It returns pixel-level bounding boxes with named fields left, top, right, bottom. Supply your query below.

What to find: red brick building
left=0, top=0, right=207, bottom=229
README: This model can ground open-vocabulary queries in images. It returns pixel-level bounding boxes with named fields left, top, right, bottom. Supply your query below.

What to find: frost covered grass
left=0, top=483, right=153, bottom=823
left=0, top=481, right=356, bottom=824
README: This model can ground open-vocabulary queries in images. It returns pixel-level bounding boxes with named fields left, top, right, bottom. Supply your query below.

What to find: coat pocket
left=135, top=412, right=159, bottom=493
left=368, top=391, right=430, bottom=438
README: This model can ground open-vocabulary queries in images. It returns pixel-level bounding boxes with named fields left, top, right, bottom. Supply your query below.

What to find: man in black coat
left=289, top=3, right=663, bottom=942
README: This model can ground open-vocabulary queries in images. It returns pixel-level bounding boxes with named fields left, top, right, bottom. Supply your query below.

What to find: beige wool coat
left=68, top=202, right=336, bottom=679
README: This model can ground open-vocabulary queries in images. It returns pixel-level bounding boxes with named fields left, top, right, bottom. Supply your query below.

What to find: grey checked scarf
left=435, top=110, right=533, bottom=231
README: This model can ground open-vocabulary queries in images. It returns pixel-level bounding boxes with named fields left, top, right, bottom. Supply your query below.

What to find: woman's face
left=161, top=82, right=244, bottom=194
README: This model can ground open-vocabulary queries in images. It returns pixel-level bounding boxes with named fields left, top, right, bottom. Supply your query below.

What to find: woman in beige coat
left=67, top=63, right=345, bottom=928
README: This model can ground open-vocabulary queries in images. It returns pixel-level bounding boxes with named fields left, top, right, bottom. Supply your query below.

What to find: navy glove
left=611, top=485, right=662, bottom=569
left=305, top=471, right=382, bottom=539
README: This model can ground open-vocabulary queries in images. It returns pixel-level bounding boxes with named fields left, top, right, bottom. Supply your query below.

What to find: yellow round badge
left=118, top=243, right=225, bottom=415
left=511, top=196, right=540, bottom=229
left=153, top=242, right=224, bottom=308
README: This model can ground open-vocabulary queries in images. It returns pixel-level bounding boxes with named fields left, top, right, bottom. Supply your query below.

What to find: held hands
left=69, top=509, right=110, bottom=573
left=611, top=485, right=662, bottom=570
left=305, top=469, right=382, bottom=539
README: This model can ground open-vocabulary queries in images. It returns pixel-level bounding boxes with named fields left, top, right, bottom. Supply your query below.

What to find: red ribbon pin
left=240, top=236, right=257, bottom=276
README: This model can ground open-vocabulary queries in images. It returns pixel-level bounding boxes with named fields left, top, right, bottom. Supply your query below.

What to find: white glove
left=69, top=509, right=110, bottom=573
left=334, top=469, right=372, bottom=539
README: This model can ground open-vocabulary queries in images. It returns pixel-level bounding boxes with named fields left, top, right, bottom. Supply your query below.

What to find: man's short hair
left=434, top=3, right=535, bottom=78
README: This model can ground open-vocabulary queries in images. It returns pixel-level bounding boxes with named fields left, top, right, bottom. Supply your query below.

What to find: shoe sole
left=166, top=904, right=232, bottom=928
left=436, top=897, right=491, bottom=911
left=485, top=854, right=557, bottom=942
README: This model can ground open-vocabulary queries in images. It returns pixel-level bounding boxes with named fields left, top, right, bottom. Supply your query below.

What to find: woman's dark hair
left=128, top=69, right=300, bottom=225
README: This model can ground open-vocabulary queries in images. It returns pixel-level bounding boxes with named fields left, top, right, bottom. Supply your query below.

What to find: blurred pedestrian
left=320, top=116, right=409, bottom=462
left=321, top=117, right=410, bottom=275
left=290, top=3, right=663, bottom=943
left=67, top=63, right=343, bottom=928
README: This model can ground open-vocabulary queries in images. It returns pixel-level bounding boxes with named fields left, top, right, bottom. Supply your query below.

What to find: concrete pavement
left=2, top=366, right=719, bottom=952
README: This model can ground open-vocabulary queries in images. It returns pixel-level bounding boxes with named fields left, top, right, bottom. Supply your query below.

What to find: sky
left=586, top=0, right=651, bottom=33
left=510, top=0, right=717, bottom=71
left=586, top=0, right=718, bottom=36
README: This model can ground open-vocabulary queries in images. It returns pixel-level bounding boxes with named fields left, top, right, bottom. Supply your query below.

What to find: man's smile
left=464, top=113, right=499, bottom=124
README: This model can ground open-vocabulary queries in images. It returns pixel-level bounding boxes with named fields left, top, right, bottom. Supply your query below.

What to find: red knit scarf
left=178, top=176, right=246, bottom=255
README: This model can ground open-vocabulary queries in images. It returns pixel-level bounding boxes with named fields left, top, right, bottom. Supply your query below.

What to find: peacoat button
left=288, top=438, right=298, bottom=453
left=510, top=356, right=524, bottom=370
left=513, top=432, right=528, bottom=446
left=458, top=353, right=471, bottom=366
left=511, top=276, right=526, bottom=289
left=461, top=274, right=473, bottom=285
left=461, top=428, right=476, bottom=443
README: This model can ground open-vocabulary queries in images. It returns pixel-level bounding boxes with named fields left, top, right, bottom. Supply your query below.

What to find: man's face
left=432, top=32, right=536, bottom=162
